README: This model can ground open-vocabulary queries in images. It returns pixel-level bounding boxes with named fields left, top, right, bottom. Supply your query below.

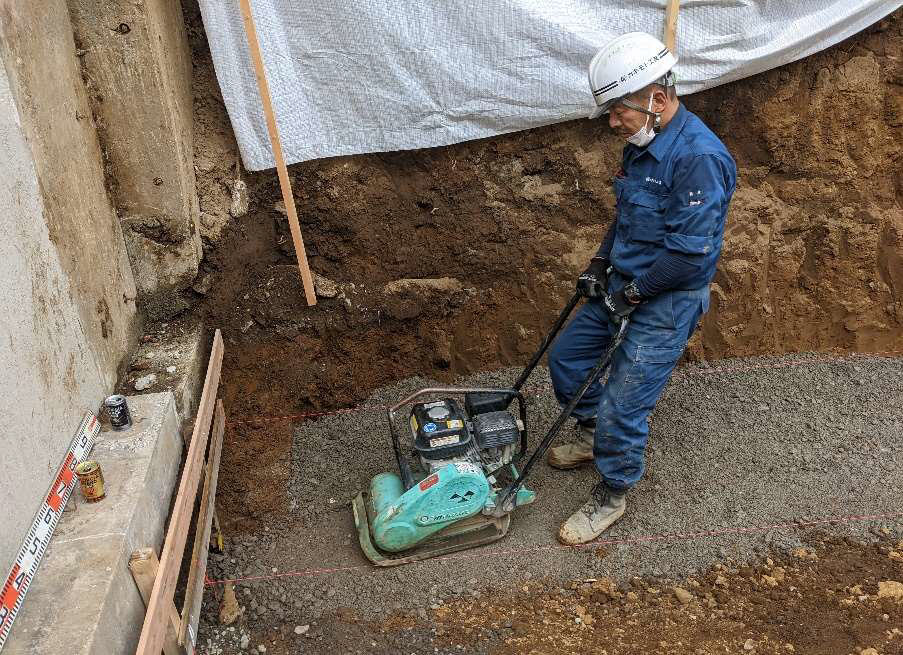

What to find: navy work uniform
left=549, top=103, right=737, bottom=492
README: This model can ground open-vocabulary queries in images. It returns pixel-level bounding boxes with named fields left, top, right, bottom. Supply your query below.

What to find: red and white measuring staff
left=0, top=412, right=99, bottom=652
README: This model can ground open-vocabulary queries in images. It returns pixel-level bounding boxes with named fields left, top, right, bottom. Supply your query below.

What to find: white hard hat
left=588, top=32, right=678, bottom=119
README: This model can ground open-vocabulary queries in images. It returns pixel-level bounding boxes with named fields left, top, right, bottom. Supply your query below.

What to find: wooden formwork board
left=129, top=550, right=182, bottom=655
left=179, top=400, right=226, bottom=650
left=135, top=329, right=223, bottom=655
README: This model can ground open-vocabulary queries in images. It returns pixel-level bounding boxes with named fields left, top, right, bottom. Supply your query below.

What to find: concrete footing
left=4, top=393, right=182, bottom=655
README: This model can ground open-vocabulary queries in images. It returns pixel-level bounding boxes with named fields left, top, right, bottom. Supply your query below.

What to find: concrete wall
left=0, top=1, right=138, bottom=583
left=68, top=0, right=202, bottom=320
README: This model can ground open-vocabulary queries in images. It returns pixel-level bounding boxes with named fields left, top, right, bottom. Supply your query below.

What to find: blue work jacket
left=609, top=104, right=736, bottom=290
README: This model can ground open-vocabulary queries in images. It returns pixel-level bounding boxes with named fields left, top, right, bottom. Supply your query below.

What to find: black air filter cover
left=465, top=391, right=514, bottom=416
left=472, top=411, right=519, bottom=449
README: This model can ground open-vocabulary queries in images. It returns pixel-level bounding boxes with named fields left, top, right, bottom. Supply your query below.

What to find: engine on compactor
left=409, top=397, right=521, bottom=478
left=353, top=290, right=624, bottom=565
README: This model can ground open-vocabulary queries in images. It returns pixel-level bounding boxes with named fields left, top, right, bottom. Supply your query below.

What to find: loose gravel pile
left=203, top=352, right=903, bottom=637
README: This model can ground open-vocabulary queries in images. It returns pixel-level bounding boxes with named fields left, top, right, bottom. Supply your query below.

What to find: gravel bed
left=202, top=352, right=903, bottom=640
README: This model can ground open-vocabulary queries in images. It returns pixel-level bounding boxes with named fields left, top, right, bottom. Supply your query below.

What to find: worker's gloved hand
left=576, top=257, right=610, bottom=299
left=604, top=281, right=642, bottom=321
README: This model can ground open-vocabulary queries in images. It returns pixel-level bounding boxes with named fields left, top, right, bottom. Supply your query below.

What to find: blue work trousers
left=548, top=276, right=709, bottom=492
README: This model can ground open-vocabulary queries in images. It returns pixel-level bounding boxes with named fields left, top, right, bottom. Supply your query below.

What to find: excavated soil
left=183, top=1, right=903, bottom=532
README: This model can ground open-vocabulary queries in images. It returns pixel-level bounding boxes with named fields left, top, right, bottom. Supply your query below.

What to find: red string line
left=225, top=349, right=903, bottom=427
left=203, top=352, right=903, bottom=589
left=204, top=510, right=903, bottom=586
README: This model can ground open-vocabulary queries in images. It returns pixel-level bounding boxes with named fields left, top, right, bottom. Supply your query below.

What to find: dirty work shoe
left=546, top=420, right=595, bottom=470
left=558, top=482, right=626, bottom=545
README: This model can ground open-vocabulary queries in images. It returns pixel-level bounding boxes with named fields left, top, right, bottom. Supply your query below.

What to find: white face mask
left=626, top=93, right=657, bottom=147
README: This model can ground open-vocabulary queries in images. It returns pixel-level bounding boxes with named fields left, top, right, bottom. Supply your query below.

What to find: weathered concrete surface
left=4, top=393, right=182, bottom=655
left=0, top=0, right=138, bottom=591
left=68, top=0, right=202, bottom=319
left=123, top=316, right=208, bottom=417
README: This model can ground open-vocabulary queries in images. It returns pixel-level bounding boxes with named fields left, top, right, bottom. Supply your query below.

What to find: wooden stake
left=238, top=0, right=317, bottom=306
left=135, top=330, right=224, bottom=655
left=179, top=400, right=226, bottom=649
left=129, top=549, right=184, bottom=655
left=664, top=0, right=680, bottom=54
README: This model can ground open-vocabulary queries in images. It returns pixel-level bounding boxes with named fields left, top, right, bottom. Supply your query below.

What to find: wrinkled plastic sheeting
left=197, top=0, right=901, bottom=170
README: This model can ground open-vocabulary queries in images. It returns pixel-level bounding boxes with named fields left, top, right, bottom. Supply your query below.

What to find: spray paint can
left=75, top=461, right=105, bottom=502
left=104, top=394, right=132, bottom=431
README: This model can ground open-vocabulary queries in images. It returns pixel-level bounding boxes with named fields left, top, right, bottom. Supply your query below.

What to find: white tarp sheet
left=198, top=1, right=902, bottom=170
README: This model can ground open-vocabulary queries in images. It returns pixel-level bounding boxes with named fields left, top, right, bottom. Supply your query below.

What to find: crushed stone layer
left=204, top=352, right=903, bottom=628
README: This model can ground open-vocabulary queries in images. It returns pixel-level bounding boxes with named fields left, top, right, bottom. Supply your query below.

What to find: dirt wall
left=189, top=5, right=902, bottom=405
left=181, top=4, right=903, bottom=523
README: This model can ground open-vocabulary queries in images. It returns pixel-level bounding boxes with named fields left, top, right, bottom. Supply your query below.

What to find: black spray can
left=104, top=394, right=132, bottom=431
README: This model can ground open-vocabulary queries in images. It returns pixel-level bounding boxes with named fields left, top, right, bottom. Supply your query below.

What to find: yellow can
left=75, top=460, right=105, bottom=502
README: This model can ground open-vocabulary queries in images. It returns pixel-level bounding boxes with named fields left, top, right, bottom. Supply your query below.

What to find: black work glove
left=576, top=257, right=610, bottom=299
left=604, top=282, right=642, bottom=321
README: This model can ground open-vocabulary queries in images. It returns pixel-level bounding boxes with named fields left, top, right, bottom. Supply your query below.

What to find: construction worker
left=547, top=32, right=736, bottom=545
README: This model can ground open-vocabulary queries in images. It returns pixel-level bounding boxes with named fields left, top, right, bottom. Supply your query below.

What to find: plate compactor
left=353, top=293, right=629, bottom=566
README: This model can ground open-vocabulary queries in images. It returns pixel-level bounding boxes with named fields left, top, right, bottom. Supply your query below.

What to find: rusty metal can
left=75, top=461, right=105, bottom=502
left=104, top=394, right=131, bottom=431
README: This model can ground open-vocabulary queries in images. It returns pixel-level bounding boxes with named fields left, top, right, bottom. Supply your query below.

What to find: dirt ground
left=429, top=537, right=903, bottom=655
left=194, top=355, right=903, bottom=655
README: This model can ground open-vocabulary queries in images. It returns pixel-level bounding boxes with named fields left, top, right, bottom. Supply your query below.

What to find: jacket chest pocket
left=621, top=188, right=666, bottom=245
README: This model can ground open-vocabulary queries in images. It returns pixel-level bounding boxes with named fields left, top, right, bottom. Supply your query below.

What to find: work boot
left=558, top=482, right=626, bottom=545
left=546, top=420, right=595, bottom=469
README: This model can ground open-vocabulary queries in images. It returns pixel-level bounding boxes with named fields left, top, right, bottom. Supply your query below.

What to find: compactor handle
left=495, top=316, right=630, bottom=514
left=511, top=292, right=581, bottom=392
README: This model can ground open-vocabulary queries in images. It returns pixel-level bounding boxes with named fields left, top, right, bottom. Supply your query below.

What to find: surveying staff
left=546, top=33, right=736, bottom=545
